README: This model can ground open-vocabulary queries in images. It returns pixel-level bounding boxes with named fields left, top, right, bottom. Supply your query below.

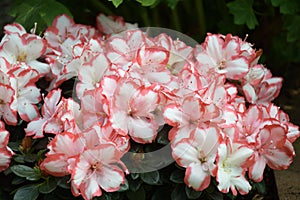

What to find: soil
left=273, top=63, right=300, bottom=200
left=275, top=139, right=300, bottom=200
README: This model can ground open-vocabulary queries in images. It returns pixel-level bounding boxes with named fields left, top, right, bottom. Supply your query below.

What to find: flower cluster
left=0, top=13, right=299, bottom=200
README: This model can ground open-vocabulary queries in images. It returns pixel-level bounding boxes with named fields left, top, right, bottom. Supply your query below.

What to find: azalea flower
left=195, top=33, right=249, bottom=80
left=71, top=144, right=128, bottom=200
left=242, top=65, right=282, bottom=104
left=216, top=140, right=253, bottom=195
left=0, top=24, right=49, bottom=75
left=172, top=126, right=221, bottom=191
left=0, top=82, right=17, bottom=125
left=0, top=121, right=14, bottom=172
left=154, top=33, right=194, bottom=75
left=249, top=125, right=294, bottom=182
left=76, top=53, right=110, bottom=98
left=163, top=94, right=221, bottom=144
left=25, top=89, right=65, bottom=138
left=9, top=67, right=41, bottom=121
left=96, top=13, right=138, bottom=35
left=109, top=78, right=160, bottom=143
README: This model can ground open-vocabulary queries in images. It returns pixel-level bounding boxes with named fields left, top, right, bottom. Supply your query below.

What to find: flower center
left=17, top=52, right=27, bottom=62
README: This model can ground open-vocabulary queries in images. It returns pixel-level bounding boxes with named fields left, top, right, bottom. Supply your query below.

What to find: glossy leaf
left=13, top=185, right=39, bottom=200
left=170, top=168, right=185, bottom=184
left=118, top=179, right=129, bottom=192
left=140, top=171, right=160, bottom=185
left=38, top=178, right=57, bottom=194
left=185, top=186, right=202, bottom=199
left=171, top=184, right=188, bottom=200
left=10, top=165, right=41, bottom=181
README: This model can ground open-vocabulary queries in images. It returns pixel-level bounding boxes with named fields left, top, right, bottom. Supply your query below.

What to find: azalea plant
left=0, top=2, right=299, bottom=200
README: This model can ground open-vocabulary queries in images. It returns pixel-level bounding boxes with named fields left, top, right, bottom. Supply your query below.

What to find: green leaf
left=227, top=0, right=258, bottom=29
left=8, top=141, right=21, bottom=152
left=13, top=185, right=39, bottom=200
left=171, top=184, right=188, bottom=200
left=131, top=173, right=140, bottom=180
left=11, top=165, right=35, bottom=177
left=12, top=176, right=26, bottom=185
left=206, top=182, right=223, bottom=200
left=109, top=0, right=123, bottom=7
left=156, top=125, right=171, bottom=145
left=140, top=171, right=160, bottom=185
left=118, top=179, right=129, bottom=192
left=38, top=178, right=57, bottom=194
left=9, top=0, right=72, bottom=33
left=14, top=155, right=25, bottom=163
left=284, top=15, right=300, bottom=42
left=170, top=168, right=185, bottom=184
left=24, top=154, right=36, bottom=163
left=10, top=165, right=41, bottom=181
left=57, top=176, right=71, bottom=189
left=94, top=193, right=112, bottom=200
left=185, top=186, right=202, bottom=199
left=136, top=0, right=157, bottom=7
left=126, top=187, right=146, bottom=200
left=271, top=0, right=300, bottom=14
left=128, top=178, right=143, bottom=192
left=166, top=0, right=180, bottom=9
left=253, top=180, right=267, bottom=195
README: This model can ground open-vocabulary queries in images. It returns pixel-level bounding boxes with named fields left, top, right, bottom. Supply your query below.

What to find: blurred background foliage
left=2, top=0, right=300, bottom=124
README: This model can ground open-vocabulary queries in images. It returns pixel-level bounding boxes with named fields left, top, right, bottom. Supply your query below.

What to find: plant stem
left=195, top=0, right=206, bottom=39
left=140, top=7, right=151, bottom=26
left=89, top=0, right=114, bottom=15
left=171, top=6, right=182, bottom=32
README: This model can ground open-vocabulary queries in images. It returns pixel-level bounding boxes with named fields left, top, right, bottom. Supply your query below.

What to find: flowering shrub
left=0, top=13, right=299, bottom=200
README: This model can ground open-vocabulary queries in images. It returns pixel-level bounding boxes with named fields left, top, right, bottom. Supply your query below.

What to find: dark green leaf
left=131, top=173, right=140, bottom=180
left=156, top=126, right=170, bottom=145
left=227, top=0, right=258, bottom=29
left=253, top=180, right=266, bottom=195
left=57, top=176, right=71, bottom=189
left=12, top=176, right=26, bottom=185
left=118, top=179, right=129, bottom=192
left=185, top=186, right=202, bottom=199
left=166, top=0, right=180, bottom=9
left=10, top=165, right=41, bottom=181
left=94, top=193, right=112, bottom=200
left=8, top=141, right=21, bottom=152
left=13, top=185, right=39, bottom=200
left=24, top=154, right=36, bottom=163
left=136, top=0, right=157, bottom=6
left=171, top=184, right=187, bottom=200
left=11, top=165, right=35, bottom=177
left=128, top=178, right=143, bottom=192
left=126, top=187, right=146, bottom=200
left=271, top=0, right=300, bottom=14
left=206, top=182, right=223, bottom=200
left=170, top=168, right=185, bottom=184
left=9, top=0, right=72, bottom=33
left=140, top=171, right=160, bottom=185
left=38, top=178, right=57, bottom=194
left=284, top=15, right=300, bottom=42
left=14, top=155, right=25, bottom=163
